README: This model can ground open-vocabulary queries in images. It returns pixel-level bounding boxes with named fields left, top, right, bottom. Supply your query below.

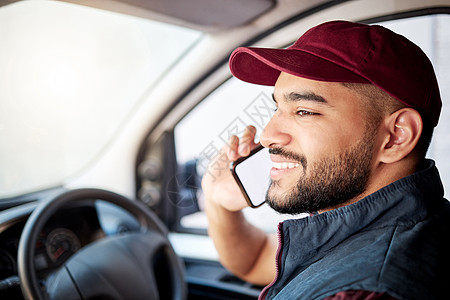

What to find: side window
left=173, top=13, right=450, bottom=234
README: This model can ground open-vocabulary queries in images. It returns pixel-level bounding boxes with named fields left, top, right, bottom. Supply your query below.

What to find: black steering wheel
left=17, top=188, right=186, bottom=300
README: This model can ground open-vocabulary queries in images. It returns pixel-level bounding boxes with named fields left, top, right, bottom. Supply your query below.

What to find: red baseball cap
left=229, top=20, right=442, bottom=127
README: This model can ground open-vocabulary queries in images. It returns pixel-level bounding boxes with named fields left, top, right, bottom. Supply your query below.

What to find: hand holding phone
left=230, top=144, right=272, bottom=208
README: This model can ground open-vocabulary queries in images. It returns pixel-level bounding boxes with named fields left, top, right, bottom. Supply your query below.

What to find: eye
left=297, top=110, right=317, bottom=116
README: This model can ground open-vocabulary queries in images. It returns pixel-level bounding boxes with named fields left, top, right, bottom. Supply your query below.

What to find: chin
left=267, top=181, right=292, bottom=202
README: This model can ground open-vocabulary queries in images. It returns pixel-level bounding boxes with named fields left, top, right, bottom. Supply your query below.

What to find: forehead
left=273, top=72, right=365, bottom=110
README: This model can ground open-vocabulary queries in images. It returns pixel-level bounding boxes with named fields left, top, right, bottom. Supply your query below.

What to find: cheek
left=293, top=127, right=337, bottom=159
left=294, top=126, right=361, bottom=162
left=289, top=109, right=368, bottom=158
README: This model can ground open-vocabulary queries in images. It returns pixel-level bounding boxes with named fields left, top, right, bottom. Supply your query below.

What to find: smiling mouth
left=269, top=148, right=306, bottom=171
left=273, top=162, right=300, bottom=169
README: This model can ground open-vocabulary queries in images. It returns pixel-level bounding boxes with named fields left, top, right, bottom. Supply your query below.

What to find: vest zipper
left=258, top=221, right=284, bottom=300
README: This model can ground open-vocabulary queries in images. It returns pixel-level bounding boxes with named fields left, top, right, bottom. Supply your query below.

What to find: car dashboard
left=0, top=189, right=140, bottom=299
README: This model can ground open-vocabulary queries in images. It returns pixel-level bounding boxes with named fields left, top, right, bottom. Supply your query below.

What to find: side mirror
left=170, top=159, right=201, bottom=222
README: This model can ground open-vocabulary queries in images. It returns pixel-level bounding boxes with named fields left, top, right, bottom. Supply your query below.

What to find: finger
left=227, top=135, right=239, bottom=161
left=238, top=125, right=257, bottom=156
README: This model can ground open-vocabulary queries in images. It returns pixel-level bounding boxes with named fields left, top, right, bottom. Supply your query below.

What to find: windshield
left=0, top=0, right=202, bottom=198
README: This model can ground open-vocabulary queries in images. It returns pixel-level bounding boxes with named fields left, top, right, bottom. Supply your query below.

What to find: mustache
left=269, top=147, right=307, bottom=169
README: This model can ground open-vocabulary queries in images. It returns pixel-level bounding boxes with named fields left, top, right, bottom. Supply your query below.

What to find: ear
left=378, top=108, right=423, bottom=164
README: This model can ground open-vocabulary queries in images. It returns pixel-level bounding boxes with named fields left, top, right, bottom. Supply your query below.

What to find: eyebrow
left=272, top=92, right=329, bottom=104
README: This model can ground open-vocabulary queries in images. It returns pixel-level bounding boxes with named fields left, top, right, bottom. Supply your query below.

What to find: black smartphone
left=230, top=144, right=272, bottom=208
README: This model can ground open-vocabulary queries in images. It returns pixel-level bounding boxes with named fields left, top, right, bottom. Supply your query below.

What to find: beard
left=266, top=130, right=375, bottom=215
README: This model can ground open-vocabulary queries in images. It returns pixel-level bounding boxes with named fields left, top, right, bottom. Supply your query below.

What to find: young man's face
left=260, top=72, right=377, bottom=214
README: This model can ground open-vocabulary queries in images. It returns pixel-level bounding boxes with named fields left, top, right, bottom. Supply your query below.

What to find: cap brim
left=229, top=47, right=370, bottom=86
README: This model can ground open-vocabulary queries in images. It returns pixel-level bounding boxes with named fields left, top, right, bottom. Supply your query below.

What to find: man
left=201, top=20, right=450, bottom=299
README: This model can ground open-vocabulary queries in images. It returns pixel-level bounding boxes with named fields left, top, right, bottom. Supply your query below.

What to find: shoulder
left=322, top=290, right=397, bottom=300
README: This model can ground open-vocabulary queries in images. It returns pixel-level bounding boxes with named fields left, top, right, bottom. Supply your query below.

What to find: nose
left=260, top=111, right=291, bottom=149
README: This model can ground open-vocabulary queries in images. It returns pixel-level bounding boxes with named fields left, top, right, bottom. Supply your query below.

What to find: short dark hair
left=341, top=83, right=434, bottom=159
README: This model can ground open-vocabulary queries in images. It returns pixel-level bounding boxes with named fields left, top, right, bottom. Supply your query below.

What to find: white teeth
left=273, top=162, right=300, bottom=169
left=288, top=163, right=300, bottom=169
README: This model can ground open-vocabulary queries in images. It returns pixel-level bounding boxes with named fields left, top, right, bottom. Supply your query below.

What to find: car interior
left=0, top=0, right=449, bottom=299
